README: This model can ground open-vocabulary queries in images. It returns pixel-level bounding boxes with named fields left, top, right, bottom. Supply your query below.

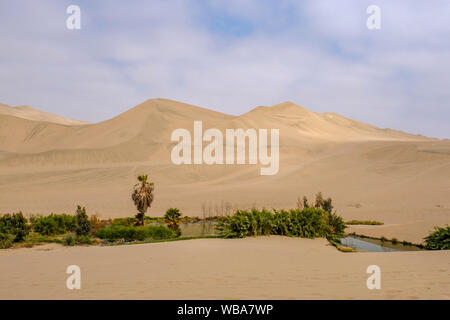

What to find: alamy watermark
left=366, top=5, right=381, bottom=30
left=170, top=121, right=279, bottom=175
left=366, top=265, right=381, bottom=290
left=66, top=265, right=81, bottom=290
left=66, top=5, right=81, bottom=30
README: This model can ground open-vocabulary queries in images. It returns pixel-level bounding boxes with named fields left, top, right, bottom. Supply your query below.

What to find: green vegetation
left=29, top=207, right=92, bottom=236
left=424, top=225, right=450, bottom=250
left=0, top=233, right=15, bottom=249
left=64, top=234, right=76, bottom=246
left=216, top=207, right=346, bottom=239
left=63, top=234, right=92, bottom=246
left=217, top=193, right=345, bottom=240
left=164, top=208, right=182, bottom=236
left=89, top=215, right=109, bottom=235
left=96, top=224, right=175, bottom=241
left=336, top=246, right=356, bottom=252
left=0, top=212, right=30, bottom=242
left=132, top=174, right=154, bottom=226
left=112, top=217, right=138, bottom=226
left=75, top=206, right=90, bottom=236
left=30, top=213, right=75, bottom=235
left=345, top=220, right=384, bottom=225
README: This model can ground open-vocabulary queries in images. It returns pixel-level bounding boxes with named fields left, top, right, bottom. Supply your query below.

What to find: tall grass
left=216, top=207, right=346, bottom=239
left=96, top=224, right=176, bottom=241
left=424, top=226, right=450, bottom=250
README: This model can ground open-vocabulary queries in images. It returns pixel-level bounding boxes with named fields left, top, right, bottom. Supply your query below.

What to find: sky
left=0, top=0, right=449, bottom=138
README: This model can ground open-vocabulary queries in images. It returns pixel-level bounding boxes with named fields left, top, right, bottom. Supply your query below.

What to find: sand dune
left=0, top=98, right=449, bottom=243
left=0, top=102, right=88, bottom=126
left=0, top=237, right=448, bottom=299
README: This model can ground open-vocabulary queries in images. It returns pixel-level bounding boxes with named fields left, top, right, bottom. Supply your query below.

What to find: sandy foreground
left=0, top=236, right=449, bottom=300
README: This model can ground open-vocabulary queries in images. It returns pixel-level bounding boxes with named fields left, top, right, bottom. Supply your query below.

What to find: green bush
left=0, top=233, right=15, bottom=248
left=164, top=208, right=182, bottom=236
left=64, top=234, right=76, bottom=246
left=216, top=207, right=346, bottom=239
left=0, top=212, right=30, bottom=241
left=111, top=217, right=138, bottom=226
left=30, top=213, right=75, bottom=236
left=96, top=224, right=175, bottom=241
left=75, top=206, right=91, bottom=236
left=75, top=235, right=92, bottom=245
left=424, top=226, right=450, bottom=250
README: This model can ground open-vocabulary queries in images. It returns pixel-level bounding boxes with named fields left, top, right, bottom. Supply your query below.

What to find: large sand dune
left=1, top=98, right=449, bottom=243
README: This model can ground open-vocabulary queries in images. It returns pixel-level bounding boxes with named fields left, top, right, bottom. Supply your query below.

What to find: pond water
left=179, top=221, right=219, bottom=237
left=339, top=235, right=423, bottom=252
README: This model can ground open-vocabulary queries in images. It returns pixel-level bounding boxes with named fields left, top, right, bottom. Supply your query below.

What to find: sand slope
left=0, top=102, right=88, bottom=126
left=0, top=98, right=449, bottom=243
left=0, top=237, right=448, bottom=299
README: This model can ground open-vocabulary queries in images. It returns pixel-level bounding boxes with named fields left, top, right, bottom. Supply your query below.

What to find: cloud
left=0, top=0, right=449, bottom=138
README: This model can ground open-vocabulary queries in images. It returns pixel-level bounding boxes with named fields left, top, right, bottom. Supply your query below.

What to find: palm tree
left=132, top=174, right=154, bottom=226
left=164, top=208, right=182, bottom=236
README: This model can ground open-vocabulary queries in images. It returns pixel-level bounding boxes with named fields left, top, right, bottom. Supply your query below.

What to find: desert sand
left=0, top=237, right=448, bottom=299
left=0, top=102, right=88, bottom=126
left=1, top=98, right=449, bottom=243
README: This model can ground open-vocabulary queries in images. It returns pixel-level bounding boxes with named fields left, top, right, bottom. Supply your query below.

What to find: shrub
left=150, top=225, right=177, bottom=239
left=216, top=207, right=346, bottom=239
left=30, top=213, right=75, bottom=236
left=75, top=206, right=91, bottom=236
left=424, top=226, right=450, bottom=250
left=96, top=224, right=175, bottom=241
left=89, top=215, right=109, bottom=235
left=164, top=208, right=182, bottom=236
left=345, top=220, right=384, bottom=225
left=111, top=217, right=138, bottom=226
left=64, top=234, right=76, bottom=246
left=75, top=235, right=92, bottom=245
left=326, top=211, right=346, bottom=237
left=0, top=212, right=30, bottom=241
left=0, top=233, right=15, bottom=249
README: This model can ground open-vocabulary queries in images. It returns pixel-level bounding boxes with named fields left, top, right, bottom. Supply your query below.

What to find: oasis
left=170, top=121, right=279, bottom=175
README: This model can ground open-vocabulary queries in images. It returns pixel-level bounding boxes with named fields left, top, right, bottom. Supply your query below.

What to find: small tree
left=164, top=208, right=182, bottom=236
left=75, top=206, right=91, bottom=236
left=314, top=192, right=324, bottom=209
left=132, top=174, right=154, bottom=226
left=322, top=197, right=333, bottom=214
left=302, top=196, right=309, bottom=208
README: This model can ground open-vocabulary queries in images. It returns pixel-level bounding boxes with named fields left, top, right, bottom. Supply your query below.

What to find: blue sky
left=0, top=0, right=449, bottom=138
